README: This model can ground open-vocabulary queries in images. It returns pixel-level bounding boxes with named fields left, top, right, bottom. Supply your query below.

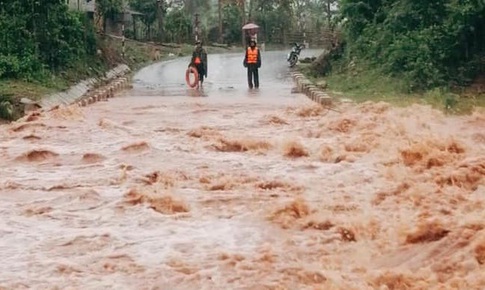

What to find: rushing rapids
left=1, top=51, right=484, bottom=289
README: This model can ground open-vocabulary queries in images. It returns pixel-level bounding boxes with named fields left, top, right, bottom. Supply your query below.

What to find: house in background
left=66, top=0, right=92, bottom=11
left=66, top=0, right=143, bottom=38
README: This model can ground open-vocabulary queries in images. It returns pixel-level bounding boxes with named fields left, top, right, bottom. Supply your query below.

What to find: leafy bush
left=0, top=1, right=97, bottom=81
left=338, top=0, right=485, bottom=91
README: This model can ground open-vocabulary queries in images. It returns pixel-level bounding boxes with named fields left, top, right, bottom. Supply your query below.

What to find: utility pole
left=240, top=0, right=245, bottom=47
left=157, top=0, right=164, bottom=42
left=120, top=1, right=126, bottom=58
left=218, top=0, right=222, bottom=43
left=194, top=12, right=200, bottom=42
left=92, top=0, right=103, bottom=33
left=302, top=11, right=307, bottom=48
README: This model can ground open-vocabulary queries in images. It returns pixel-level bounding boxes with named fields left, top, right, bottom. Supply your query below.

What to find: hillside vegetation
left=308, top=0, right=485, bottom=112
left=0, top=1, right=99, bottom=81
left=0, top=0, right=230, bottom=120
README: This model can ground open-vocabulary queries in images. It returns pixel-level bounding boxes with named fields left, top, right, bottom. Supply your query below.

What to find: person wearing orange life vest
left=189, top=40, right=208, bottom=85
left=243, top=38, right=262, bottom=89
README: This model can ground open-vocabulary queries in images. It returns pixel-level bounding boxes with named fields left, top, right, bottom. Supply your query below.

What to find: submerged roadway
left=1, top=48, right=485, bottom=290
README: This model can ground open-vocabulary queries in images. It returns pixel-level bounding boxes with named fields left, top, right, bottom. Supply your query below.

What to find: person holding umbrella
left=242, top=23, right=259, bottom=47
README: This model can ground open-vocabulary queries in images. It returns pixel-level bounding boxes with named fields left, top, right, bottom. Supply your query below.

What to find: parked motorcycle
left=287, top=42, right=305, bottom=67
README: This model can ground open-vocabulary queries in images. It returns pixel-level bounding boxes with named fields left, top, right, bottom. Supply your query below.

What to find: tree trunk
left=103, top=16, right=107, bottom=33
left=157, top=0, right=164, bottom=42
left=218, top=0, right=223, bottom=43
left=133, top=18, right=137, bottom=40
left=241, top=0, right=246, bottom=46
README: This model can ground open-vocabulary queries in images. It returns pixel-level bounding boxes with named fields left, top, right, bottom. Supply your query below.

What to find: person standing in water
left=189, top=40, right=208, bottom=86
left=243, top=38, right=261, bottom=89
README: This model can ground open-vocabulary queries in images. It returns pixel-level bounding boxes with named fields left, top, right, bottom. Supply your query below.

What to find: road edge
left=290, top=69, right=333, bottom=107
left=23, top=46, right=242, bottom=115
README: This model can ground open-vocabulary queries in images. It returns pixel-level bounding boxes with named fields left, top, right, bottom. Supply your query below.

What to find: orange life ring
left=185, top=66, right=199, bottom=88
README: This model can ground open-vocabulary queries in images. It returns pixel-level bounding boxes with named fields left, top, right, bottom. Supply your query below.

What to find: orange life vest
left=247, top=47, right=258, bottom=64
left=194, top=56, right=201, bottom=64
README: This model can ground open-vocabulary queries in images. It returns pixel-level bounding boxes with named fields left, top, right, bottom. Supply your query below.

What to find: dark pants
left=247, top=65, right=259, bottom=88
left=195, top=64, right=205, bottom=83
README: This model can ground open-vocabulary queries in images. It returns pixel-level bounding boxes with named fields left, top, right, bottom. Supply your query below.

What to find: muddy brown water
left=1, top=50, right=485, bottom=289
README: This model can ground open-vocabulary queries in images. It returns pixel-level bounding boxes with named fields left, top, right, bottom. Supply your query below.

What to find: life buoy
left=185, top=66, right=199, bottom=88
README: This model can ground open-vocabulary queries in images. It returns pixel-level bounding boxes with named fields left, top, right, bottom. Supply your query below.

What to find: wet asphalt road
left=132, top=49, right=322, bottom=98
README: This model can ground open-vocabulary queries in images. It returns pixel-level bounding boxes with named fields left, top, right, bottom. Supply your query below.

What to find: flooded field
left=1, top=51, right=484, bottom=289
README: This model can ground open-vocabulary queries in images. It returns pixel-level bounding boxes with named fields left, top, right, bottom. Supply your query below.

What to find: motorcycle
left=287, top=42, right=305, bottom=67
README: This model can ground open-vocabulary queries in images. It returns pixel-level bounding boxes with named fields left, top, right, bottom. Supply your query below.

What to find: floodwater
left=1, top=49, right=485, bottom=290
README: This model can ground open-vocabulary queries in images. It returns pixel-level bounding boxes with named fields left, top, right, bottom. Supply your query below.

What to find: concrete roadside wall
left=290, top=70, right=333, bottom=107
left=38, top=64, right=131, bottom=112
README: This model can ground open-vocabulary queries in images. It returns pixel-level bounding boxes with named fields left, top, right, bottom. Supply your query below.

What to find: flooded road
left=132, top=50, right=316, bottom=98
left=1, top=49, right=485, bottom=289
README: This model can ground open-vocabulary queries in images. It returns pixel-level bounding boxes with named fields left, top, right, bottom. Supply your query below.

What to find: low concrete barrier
left=290, top=70, right=334, bottom=107
left=73, top=77, right=131, bottom=108
left=292, top=71, right=334, bottom=107
left=36, top=64, right=131, bottom=112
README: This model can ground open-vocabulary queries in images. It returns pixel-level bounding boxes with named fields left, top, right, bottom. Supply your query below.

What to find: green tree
left=183, top=0, right=211, bottom=15
left=222, top=4, right=243, bottom=44
left=96, top=0, right=124, bottom=33
left=129, top=0, right=160, bottom=40
left=336, top=0, right=485, bottom=90
left=164, top=7, right=192, bottom=43
left=0, top=0, right=96, bottom=79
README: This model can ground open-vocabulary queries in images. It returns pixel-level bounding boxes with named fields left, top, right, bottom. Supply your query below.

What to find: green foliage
left=164, top=7, right=192, bottom=43
left=250, top=0, right=294, bottom=43
left=129, top=0, right=159, bottom=29
left=124, top=0, right=339, bottom=45
left=338, top=0, right=485, bottom=91
left=0, top=0, right=98, bottom=81
left=183, top=0, right=211, bottom=16
left=97, top=0, right=124, bottom=18
left=222, top=4, right=243, bottom=44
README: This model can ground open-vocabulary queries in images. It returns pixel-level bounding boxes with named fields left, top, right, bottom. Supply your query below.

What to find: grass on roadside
left=300, top=62, right=485, bottom=115
left=0, top=80, right=61, bottom=102
left=0, top=54, right=109, bottom=102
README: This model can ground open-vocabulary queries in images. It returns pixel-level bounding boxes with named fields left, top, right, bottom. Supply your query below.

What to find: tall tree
left=129, top=0, right=158, bottom=39
left=337, top=0, right=485, bottom=89
left=129, top=0, right=167, bottom=40
left=96, top=0, right=123, bottom=33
